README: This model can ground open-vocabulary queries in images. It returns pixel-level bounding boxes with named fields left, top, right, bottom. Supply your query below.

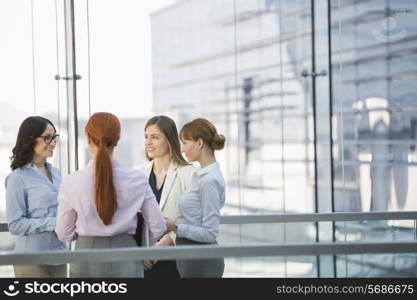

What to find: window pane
left=331, top=0, right=417, bottom=277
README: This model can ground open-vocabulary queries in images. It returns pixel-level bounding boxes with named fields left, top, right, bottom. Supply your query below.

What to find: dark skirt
left=175, top=237, right=224, bottom=278
left=144, top=260, right=180, bottom=278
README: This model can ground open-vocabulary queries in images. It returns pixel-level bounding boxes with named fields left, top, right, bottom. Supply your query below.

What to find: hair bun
left=211, top=134, right=225, bottom=150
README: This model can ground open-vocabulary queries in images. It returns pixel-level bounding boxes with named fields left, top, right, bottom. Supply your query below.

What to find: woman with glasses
left=55, top=112, right=167, bottom=277
left=140, top=115, right=195, bottom=278
left=6, top=116, right=67, bottom=278
left=165, top=118, right=226, bottom=278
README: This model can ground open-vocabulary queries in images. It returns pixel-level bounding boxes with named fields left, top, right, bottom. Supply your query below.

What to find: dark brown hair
left=180, top=118, right=225, bottom=152
left=145, top=115, right=189, bottom=166
left=10, top=116, right=56, bottom=170
left=85, top=112, right=120, bottom=225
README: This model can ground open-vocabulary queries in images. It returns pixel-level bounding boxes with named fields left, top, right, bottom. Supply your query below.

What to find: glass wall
left=0, top=0, right=68, bottom=224
left=1, top=0, right=416, bottom=278
left=0, top=0, right=174, bottom=278
left=151, top=0, right=417, bottom=277
left=331, top=0, right=417, bottom=276
left=0, top=0, right=69, bottom=277
left=151, top=0, right=317, bottom=276
left=71, top=0, right=176, bottom=169
left=220, top=221, right=317, bottom=277
left=151, top=0, right=315, bottom=214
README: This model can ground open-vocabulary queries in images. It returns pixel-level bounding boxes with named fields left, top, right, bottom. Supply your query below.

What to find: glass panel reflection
left=335, top=220, right=416, bottom=277
left=151, top=0, right=315, bottom=217
left=0, top=0, right=65, bottom=277
left=331, top=0, right=417, bottom=277
left=220, top=222, right=317, bottom=277
left=331, top=0, right=417, bottom=213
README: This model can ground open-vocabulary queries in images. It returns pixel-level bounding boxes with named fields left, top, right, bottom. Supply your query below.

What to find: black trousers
left=136, top=213, right=180, bottom=278
left=144, top=260, right=180, bottom=278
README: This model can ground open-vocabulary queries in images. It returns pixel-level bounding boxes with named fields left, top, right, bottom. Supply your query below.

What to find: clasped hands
left=143, top=217, right=177, bottom=271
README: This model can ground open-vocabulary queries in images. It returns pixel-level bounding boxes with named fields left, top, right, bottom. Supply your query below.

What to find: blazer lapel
left=144, top=161, right=153, bottom=177
left=159, top=163, right=177, bottom=210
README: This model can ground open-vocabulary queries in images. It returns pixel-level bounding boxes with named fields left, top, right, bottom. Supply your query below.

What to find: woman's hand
left=143, top=236, right=174, bottom=270
left=143, top=260, right=154, bottom=270
left=164, top=217, right=177, bottom=233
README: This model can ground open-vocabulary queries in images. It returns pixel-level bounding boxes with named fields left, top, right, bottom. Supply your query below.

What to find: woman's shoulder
left=60, top=167, right=88, bottom=185
left=5, top=168, right=24, bottom=188
left=176, top=163, right=195, bottom=175
left=116, top=165, right=151, bottom=192
left=175, top=163, right=195, bottom=182
left=48, top=163, right=60, bottom=173
left=117, top=163, right=149, bottom=182
left=7, top=167, right=23, bottom=177
left=200, top=169, right=225, bottom=187
left=46, top=163, right=61, bottom=177
left=136, top=161, right=153, bottom=174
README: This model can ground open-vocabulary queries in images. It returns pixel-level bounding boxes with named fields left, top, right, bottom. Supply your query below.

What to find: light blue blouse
left=5, top=162, right=67, bottom=253
left=176, top=162, right=225, bottom=243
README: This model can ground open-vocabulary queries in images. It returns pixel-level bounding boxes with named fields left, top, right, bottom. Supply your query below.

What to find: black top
left=149, top=167, right=166, bottom=204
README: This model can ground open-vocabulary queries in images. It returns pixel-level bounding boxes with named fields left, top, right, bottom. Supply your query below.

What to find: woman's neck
left=198, top=152, right=216, bottom=169
left=153, top=154, right=171, bottom=174
left=32, top=155, right=46, bottom=169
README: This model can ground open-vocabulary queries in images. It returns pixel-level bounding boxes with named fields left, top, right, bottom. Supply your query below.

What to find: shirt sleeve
left=183, top=166, right=195, bottom=190
left=165, top=230, right=176, bottom=246
left=55, top=180, right=78, bottom=242
left=167, top=166, right=194, bottom=245
left=141, top=184, right=167, bottom=245
left=6, top=173, right=56, bottom=236
left=176, top=179, right=222, bottom=243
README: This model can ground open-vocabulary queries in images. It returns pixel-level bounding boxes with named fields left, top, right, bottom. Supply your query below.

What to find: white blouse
left=55, top=160, right=166, bottom=245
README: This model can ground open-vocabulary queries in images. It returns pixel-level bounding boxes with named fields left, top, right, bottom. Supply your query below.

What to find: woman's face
left=144, top=124, right=170, bottom=159
left=181, top=138, right=201, bottom=163
left=33, top=123, right=57, bottom=161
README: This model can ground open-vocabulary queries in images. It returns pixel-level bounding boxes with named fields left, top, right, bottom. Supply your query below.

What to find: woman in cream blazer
left=140, top=115, right=194, bottom=278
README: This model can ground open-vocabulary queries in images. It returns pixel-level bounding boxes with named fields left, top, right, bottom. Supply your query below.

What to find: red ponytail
left=85, top=113, right=120, bottom=225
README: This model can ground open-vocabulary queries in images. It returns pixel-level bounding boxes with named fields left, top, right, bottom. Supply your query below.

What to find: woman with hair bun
left=165, top=117, right=226, bottom=278
left=6, top=116, right=67, bottom=278
left=55, top=112, right=167, bottom=277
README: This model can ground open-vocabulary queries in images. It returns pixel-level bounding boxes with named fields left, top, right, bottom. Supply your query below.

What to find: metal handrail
left=220, top=211, right=417, bottom=224
left=142, top=222, right=149, bottom=247
left=1, top=211, right=416, bottom=232
left=0, top=241, right=416, bottom=266
left=0, top=223, right=8, bottom=232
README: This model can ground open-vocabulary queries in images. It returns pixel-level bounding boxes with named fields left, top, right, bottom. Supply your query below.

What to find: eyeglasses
left=39, top=134, right=60, bottom=144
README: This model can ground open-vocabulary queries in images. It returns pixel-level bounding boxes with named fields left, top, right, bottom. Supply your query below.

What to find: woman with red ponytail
left=55, top=112, right=166, bottom=277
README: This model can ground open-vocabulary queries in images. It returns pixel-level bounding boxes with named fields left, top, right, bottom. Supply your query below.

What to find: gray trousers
left=176, top=237, right=224, bottom=278
left=70, top=235, right=142, bottom=278
left=14, top=265, right=67, bottom=278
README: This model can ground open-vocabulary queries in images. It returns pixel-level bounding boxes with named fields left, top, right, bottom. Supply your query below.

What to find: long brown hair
left=145, top=115, right=189, bottom=167
left=180, top=118, right=225, bottom=152
left=85, top=112, right=120, bottom=225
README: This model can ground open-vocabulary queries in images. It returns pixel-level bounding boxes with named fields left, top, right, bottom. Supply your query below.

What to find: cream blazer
left=141, top=161, right=195, bottom=244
